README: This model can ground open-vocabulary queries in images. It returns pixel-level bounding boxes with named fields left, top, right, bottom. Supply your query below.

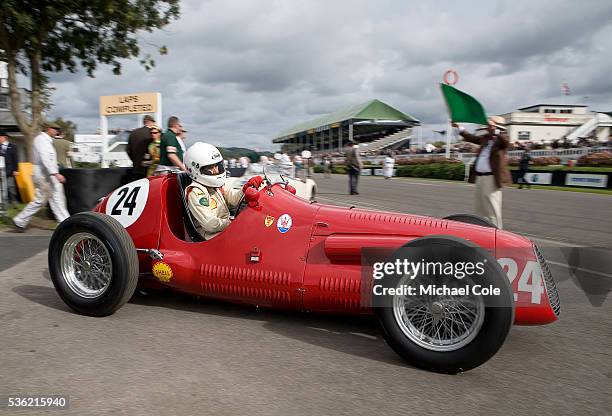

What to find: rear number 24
left=497, top=258, right=544, bottom=304
left=111, top=186, right=141, bottom=216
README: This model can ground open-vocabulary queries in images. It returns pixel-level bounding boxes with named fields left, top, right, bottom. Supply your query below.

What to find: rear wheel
left=48, top=212, right=139, bottom=316
left=443, top=213, right=497, bottom=228
left=376, top=235, right=513, bottom=373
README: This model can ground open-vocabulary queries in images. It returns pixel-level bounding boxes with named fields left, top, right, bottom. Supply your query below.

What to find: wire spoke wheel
left=60, top=232, right=113, bottom=298
left=392, top=275, right=485, bottom=352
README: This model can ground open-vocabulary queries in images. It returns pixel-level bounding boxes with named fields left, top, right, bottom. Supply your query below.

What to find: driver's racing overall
left=184, top=142, right=263, bottom=240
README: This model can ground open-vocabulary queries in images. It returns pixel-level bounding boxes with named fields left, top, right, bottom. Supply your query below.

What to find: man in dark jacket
left=518, top=150, right=532, bottom=189
left=453, top=116, right=511, bottom=228
left=345, top=140, right=363, bottom=195
left=0, top=129, right=19, bottom=205
left=127, top=114, right=156, bottom=180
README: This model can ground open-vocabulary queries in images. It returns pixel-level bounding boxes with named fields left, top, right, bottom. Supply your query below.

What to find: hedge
left=396, top=163, right=465, bottom=180
left=315, top=162, right=464, bottom=180
left=314, top=165, right=347, bottom=174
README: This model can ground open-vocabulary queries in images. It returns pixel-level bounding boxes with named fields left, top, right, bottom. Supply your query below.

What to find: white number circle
left=105, top=179, right=149, bottom=228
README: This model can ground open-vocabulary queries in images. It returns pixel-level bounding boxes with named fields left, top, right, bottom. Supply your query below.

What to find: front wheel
left=376, top=235, right=513, bottom=373
left=48, top=212, right=139, bottom=316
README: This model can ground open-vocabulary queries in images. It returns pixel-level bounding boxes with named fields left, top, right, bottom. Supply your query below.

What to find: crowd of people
left=126, top=114, right=188, bottom=180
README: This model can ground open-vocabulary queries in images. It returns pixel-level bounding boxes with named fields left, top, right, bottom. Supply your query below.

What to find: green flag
left=440, top=83, right=488, bottom=125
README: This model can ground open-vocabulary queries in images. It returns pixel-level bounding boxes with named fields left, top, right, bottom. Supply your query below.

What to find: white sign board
left=99, top=92, right=160, bottom=116
left=525, top=172, right=552, bottom=185
left=565, top=173, right=608, bottom=188
left=361, top=169, right=372, bottom=176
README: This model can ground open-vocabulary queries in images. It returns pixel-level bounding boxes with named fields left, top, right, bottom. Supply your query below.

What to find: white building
left=499, top=104, right=612, bottom=144
left=72, top=134, right=132, bottom=167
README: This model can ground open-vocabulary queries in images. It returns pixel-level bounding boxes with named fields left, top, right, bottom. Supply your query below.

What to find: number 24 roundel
left=105, top=179, right=149, bottom=228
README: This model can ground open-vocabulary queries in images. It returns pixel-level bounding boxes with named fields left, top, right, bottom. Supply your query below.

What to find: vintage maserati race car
left=48, top=172, right=560, bottom=374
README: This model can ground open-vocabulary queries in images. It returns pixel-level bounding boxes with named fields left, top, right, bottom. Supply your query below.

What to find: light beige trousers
left=475, top=175, right=503, bottom=229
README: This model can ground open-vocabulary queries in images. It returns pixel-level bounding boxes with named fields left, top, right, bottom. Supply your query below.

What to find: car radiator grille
left=534, top=244, right=561, bottom=317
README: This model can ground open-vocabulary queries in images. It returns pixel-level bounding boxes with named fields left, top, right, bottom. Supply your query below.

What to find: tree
left=0, top=0, right=180, bottom=160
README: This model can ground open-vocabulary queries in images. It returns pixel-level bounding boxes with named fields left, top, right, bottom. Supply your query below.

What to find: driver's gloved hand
left=242, top=176, right=264, bottom=192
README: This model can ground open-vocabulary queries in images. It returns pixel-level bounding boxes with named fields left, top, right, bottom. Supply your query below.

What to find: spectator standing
left=0, top=129, right=19, bottom=206
left=279, top=153, right=293, bottom=176
left=345, top=140, right=363, bottom=195
left=323, top=154, right=332, bottom=178
left=157, top=116, right=186, bottom=172
left=127, top=114, right=156, bottom=180
left=53, top=131, right=73, bottom=168
left=12, top=122, right=70, bottom=231
left=518, top=150, right=532, bottom=189
left=142, top=125, right=162, bottom=177
left=293, top=154, right=303, bottom=179
left=383, top=151, right=395, bottom=179
left=453, top=116, right=511, bottom=229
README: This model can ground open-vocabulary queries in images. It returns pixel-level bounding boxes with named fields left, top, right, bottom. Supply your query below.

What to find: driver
left=184, top=142, right=263, bottom=240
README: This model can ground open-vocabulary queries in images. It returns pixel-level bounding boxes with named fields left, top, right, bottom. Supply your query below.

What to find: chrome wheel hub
left=60, top=233, right=113, bottom=298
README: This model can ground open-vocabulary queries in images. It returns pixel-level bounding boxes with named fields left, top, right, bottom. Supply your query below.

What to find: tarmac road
left=1, top=176, right=610, bottom=415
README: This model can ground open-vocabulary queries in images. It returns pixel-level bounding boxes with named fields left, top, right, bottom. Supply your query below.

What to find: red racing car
left=48, top=172, right=560, bottom=373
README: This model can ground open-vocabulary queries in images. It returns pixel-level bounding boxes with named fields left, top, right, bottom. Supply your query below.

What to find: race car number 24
left=497, top=258, right=544, bottom=304
left=105, top=179, right=150, bottom=228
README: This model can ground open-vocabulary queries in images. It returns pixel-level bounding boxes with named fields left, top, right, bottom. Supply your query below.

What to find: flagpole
left=445, top=118, right=452, bottom=159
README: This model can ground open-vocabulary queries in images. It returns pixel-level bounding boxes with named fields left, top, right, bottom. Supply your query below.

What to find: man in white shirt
left=453, top=116, right=511, bottom=228
left=13, top=122, right=70, bottom=231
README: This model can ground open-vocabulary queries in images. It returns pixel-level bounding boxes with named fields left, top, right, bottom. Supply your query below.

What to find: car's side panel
left=302, top=210, right=495, bottom=313
left=155, top=180, right=319, bottom=309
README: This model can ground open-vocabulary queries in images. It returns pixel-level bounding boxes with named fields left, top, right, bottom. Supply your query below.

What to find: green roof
left=273, top=99, right=419, bottom=142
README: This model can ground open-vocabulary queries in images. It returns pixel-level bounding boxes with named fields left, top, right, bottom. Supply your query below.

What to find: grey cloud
left=43, top=0, right=612, bottom=148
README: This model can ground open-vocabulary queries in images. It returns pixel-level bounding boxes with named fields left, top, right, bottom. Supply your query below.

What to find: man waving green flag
left=440, top=83, right=488, bottom=125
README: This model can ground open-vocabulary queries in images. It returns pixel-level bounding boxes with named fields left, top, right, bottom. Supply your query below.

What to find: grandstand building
left=273, top=99, right=420, bottom=154
left=499, top=104, right=612, bottom=144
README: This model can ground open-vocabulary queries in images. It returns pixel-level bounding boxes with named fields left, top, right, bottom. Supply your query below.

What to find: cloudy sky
left=45, top=0, right=612, bottom=150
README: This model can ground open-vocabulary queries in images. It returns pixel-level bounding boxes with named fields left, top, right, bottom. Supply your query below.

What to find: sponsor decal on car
left=152, top=261, right=173, bottom=282
left=264, top=215, right=275, bottom=227
left=277, top=214, right=292, bottom=233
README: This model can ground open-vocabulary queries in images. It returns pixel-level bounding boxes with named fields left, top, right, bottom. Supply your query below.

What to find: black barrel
left=61, top=168, right=132, bottom=214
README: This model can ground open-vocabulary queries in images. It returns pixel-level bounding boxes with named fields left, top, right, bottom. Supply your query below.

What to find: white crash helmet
left=184, top=142, right=226, bottom=188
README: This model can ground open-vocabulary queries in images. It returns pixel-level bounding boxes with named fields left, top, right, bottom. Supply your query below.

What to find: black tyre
left=375, top=235, right=513, bottom=373
left=48, top=212, right=139, bottom=316
left=443, top=213, right=497, bottom=228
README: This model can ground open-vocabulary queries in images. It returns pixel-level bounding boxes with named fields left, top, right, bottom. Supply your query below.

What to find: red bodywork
left=95, top=174, right=559, bottom=325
